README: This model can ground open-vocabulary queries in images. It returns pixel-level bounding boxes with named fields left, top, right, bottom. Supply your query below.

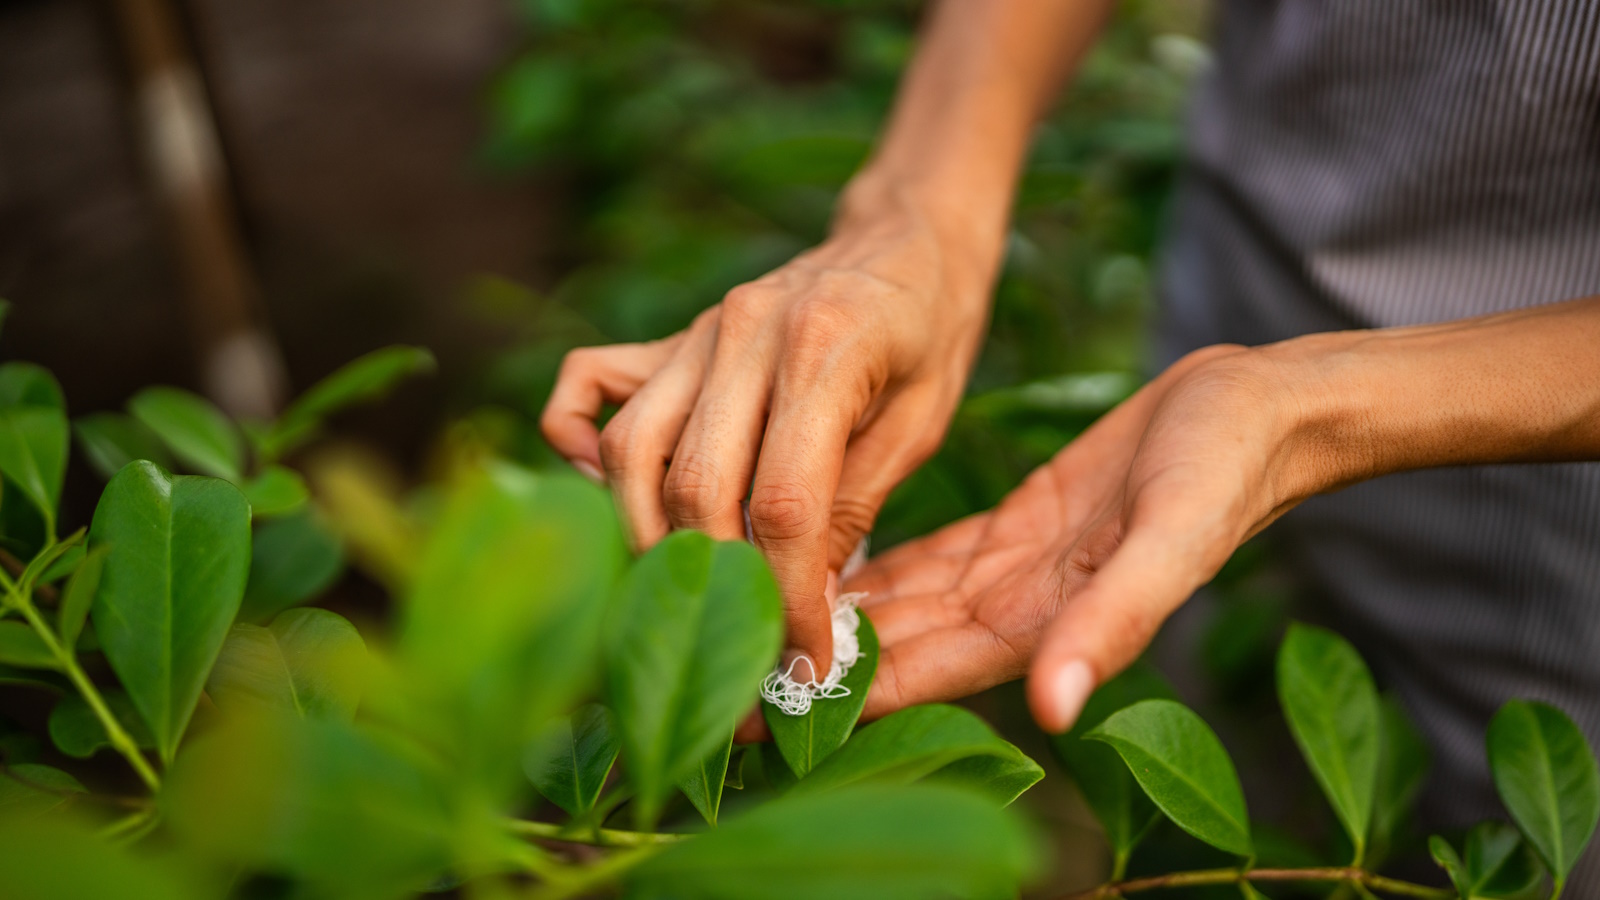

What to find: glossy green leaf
left=127, top=386, right=245, bottom=480
left=0, top=408, right=67, bottom=524
left=759, top=741, right=797, bottom=794
left=57, top=545, right=107, bottom=651
left=89, top=461, right=253, bottom=762
left=926, top=740, right=1046, bottom=806
left=0, top=622, right=56, bottom=669
left=207, top=608, right=367, bottom=721
left=39, top=542, right=84, bottom=584
left=163, top=714, right=453, bottom=890
left=1277, top=623, right=1380, bottom=860
left=47, top=690, right=154, bottom=758
left=265, top=346, right=436, bottom=460
left=0, top=664, right=69, bottom=694
left=1487, top=700, right=1600, bottom=892
left=795, top=704, right=1036, bottom=802
left=73, top=412, right=174, bottom=481
left=523, top=704, right=621, bottom=818
left=763, top=610, right=878, bottom=778
left=239, top=508, right=344, bottom=623
left=680, top=731, right=735, bottom=825
left=1371, top=695, right=1431, bottom=861
left=241, top=464, right=310, bottom=518
left=0, top=814, right=201, bottom=900
left=0, top=763, right=86, bottom=819
left=607, top=531, right=783, bottom=828
left=1052, top=661, right=1177, bottom=864
left=1086, top=699, right=1254, bottom=858
left=1431, top=823, right=1544, bottom=900
left=630, top=784, right=1044, bottom=900
left=399, top=466, right=625, bottom=794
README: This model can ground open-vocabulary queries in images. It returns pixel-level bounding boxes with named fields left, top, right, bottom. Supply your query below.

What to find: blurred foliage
left=473, top=0, right=1208, bottom=544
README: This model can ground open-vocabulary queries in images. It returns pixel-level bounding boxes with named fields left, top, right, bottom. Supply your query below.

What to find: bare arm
left=542, top=0, right=1116, bottom=688
left=841, top=295, right=1600, bottom=731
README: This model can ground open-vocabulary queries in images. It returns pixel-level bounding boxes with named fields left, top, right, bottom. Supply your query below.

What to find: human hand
left=541, top=181, right=1004, bottom=674
left=846, top=343, right=1327, bottom=732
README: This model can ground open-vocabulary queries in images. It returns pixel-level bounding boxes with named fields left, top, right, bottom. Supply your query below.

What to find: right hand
left=540, top=181, right=1003, bottom=676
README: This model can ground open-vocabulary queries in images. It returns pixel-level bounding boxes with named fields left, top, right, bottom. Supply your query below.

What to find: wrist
left=832, top=168, right=1010, bottom=303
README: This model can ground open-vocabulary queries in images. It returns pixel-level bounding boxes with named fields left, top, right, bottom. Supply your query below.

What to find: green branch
left=505, top=817, right=689, bottom=848
left=1061, top=867, right=1454, bottom=900
left=2, top=545, right=161, bottom=793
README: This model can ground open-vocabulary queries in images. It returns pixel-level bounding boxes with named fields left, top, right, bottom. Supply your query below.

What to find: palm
left=847, top=461, right=1108, bottom=717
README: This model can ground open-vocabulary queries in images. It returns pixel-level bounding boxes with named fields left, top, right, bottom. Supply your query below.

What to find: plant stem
left=1061, top=867, right=1454, bottom=900
left=5, top=576, right=160, bottom=792
left=525, top=843, right=665, bottom=900
left=505, top=817, right=689, bottom=848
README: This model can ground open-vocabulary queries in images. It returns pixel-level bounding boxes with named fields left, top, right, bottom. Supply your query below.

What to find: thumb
left=1026, top=519, right=1218, bottom=733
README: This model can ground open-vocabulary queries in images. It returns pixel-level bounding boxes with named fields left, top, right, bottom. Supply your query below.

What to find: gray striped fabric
left=1156, top=0, right=1600, bottom=889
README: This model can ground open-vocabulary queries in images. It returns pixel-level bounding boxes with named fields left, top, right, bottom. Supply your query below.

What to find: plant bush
left=0, top=310, right=1594, bottom=899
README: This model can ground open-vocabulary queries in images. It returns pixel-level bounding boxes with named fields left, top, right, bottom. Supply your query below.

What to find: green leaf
left=39, top=543, right=84, bottom=584
left=0, top=814, right=201, bottom=900
left=240, top=464, right=310, bottom=518
left=57, top=545, right=108, bottom=651
left=89, top=461, right=253, bottom=762
left=1086, top=699, right=1254, bottom=858
left=1431, top=823, right=1544, bottom=900
left=680, top=731, right=735, bottom=825
left=925, top=740, right=1046, bottom=807
left=0, top=621, right=56, bottom=668
left=0, top=763, right=86, bottom=819
left=1487, top=700, right=1600, bottom=893
left=759, top=741, right=798, bottom=793
left=0, top=362, right=64, bottom=410
left=1277, top=623, right=1381, bottom=860
left=207, top=608, right=367, bottom=721
left=265, top=346, right=436, bottom=460
left=763, top=610, right=878, bottom=778
left=795, top=704, right=1035, bottom=802
left=0, top=371, right=68, bottom=525
left=47, top=690, right=154, bottom=758
left=607, top=531, right=783, bottom=828
left=0, top=664, right=70, bottom=694
left=1052, top=661, right=1177, bottom=865
left=239, top=508, right=344, bottom=623
left=630, top=784, right=1044, bottom=900
left=163, top=714, right=453, bottom=890
left=1371, top=695, right=1431, bottom=862
left=73, top=412, right=174, bottom=481
left=523, top=704, right=621, bottom=818
left=127, top=387, right=245, bottom=480
left=398, top=466, right=625, bottom=794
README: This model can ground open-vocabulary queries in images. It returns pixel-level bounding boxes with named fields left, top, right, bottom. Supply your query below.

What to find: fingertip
left=1028, top=658, right=1095, bottom=734
left=735, top=708, right=770, bottom=743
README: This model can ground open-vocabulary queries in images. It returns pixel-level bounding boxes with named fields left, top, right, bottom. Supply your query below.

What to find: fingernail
left=842, top=536, right=869, bottom=578
left=1051, top=660, right=1095, bottom=732
left=825, top=570, right=840, bottom=608
left=573, top=459, right=606, bottom=486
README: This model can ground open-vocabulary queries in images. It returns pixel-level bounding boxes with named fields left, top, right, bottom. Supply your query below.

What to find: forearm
left=836, top=0, right=1116, bottom=286
left=1274, top=296, right=1600, bottom=497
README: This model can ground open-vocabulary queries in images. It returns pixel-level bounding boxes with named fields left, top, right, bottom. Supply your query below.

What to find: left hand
left=847, top=342, right=1329, bottom=732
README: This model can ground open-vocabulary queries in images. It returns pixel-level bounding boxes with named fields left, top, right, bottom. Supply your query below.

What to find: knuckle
left=829, top=496, right=878, bottom=546
left=662, top=455, right=729, bottom=524
left=718, top=285, right=770, bottom=332
left=596, top=418, right=635, bottom=469
left=556, top=346, right=597, bottom=380
left=784, top=296, right=856, bottom=346
left=748, top=477, right=823, bottom=541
